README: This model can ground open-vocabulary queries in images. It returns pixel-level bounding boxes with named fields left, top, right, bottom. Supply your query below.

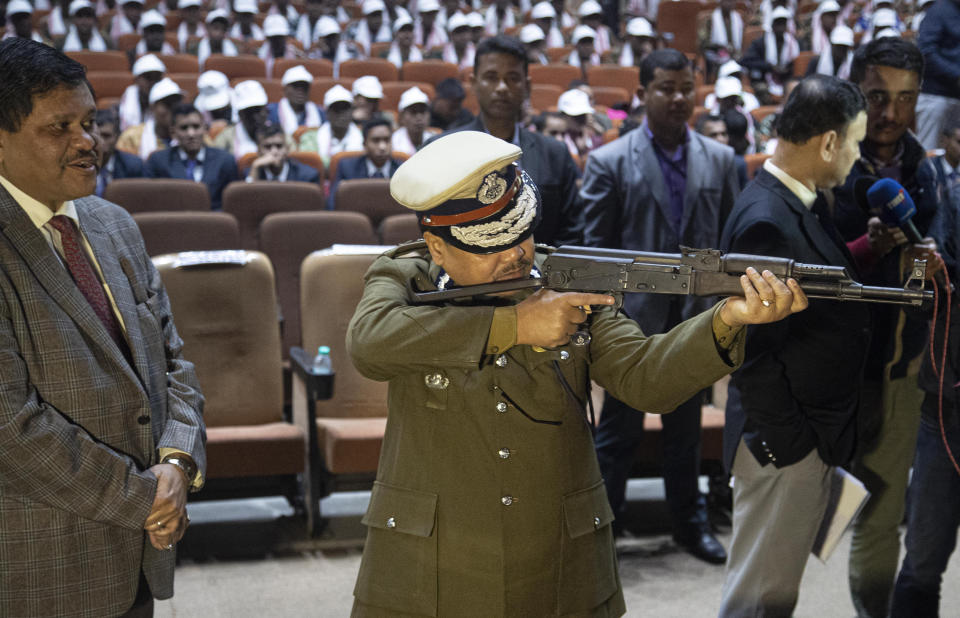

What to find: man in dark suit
left=581, top=48, right=740, bottom=565
left=431, top=35, right=582, bottom=246
left=95, top=109, right=144, bottom=197
left=327, top=118, right=403, bottom=210
left=718, top=75, right=871, bottom=617
left=145, top=103, right=239, bottom=210
left=0, top=39, right=204, bottom=617
left=244, top=125, right=321, bottom=184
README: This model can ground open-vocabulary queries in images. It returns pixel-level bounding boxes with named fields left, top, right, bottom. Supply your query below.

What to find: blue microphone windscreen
left=866, top=177, right=916, bottom=225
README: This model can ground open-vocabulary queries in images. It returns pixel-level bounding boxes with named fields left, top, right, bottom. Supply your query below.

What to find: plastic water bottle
left=311, top=345, right=332, bottom=374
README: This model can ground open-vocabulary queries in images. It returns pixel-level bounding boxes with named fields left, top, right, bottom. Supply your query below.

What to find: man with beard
left=581, top=48, right=739, bottom=565
left=831, top=37, right=947, bottom=618
left=346, top=129, right=807, bottom=616
left=432, top=35, right=581, bottom=247
left=145, top=104, right=238, bottom=210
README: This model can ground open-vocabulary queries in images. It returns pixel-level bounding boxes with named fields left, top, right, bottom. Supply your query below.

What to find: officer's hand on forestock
left=719, top=267, right=809, bottom=328
left=144, top=463, right=189, bottom=551
left=516, top=289, right=615, bottom=349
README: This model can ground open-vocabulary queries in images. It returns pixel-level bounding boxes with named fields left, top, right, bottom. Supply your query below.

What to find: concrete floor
left=153, top=482, right=960, bottom=617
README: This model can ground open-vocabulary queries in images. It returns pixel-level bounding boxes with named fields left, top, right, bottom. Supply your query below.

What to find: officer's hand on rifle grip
left=516, top=289, right=615, bottom=349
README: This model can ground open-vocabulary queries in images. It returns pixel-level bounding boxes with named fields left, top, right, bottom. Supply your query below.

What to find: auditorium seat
left=204, top=53, right=267, bottom=80
left=309, top=77, right=356, bottom=106
left=66, top=50, right=129, bottom=72
left=750, top=105, right=780, bottom=124
left=530, top=83, right=562, bottom=112
left=292, top=247, right=391, bottom=530
left=696, top=84, right=714, bottom=106
left=654, top=0, right=704, bottom=54
left=546, top=46, right=574, bottom=63
left=399, top=60, right=459, bottom=85
left=378, top=213, right=420, bottom=245
left=133, top=211, right=240, bottom=256
left=222, top=181, right=324, bottom=249
left=160, top=53, right=199, bottom=74
left=168, top=72, right=200, bottom=101
left=338, top=58, right=399, bottom=82
left=591, top=85, right=631, bottom=108
left=288, top=151, right=326, bottom=178
left=793, top=50, right=816, bottom=77
left=745, top=153, right=772, bottom=179
left=334, top=178, right=407, bottom=228
left=86, top=70, right=134, bottom=99
left=529, top=63, right=582, bottom=89
left=273, top=57, right=334, bottom=79
left=115, top=32, right=141, bottom=52
left=154, top=250, right=310, bottom=520
left=105, top=178, right=211, bottom=213
left=259, top=210, right=377, bottom=371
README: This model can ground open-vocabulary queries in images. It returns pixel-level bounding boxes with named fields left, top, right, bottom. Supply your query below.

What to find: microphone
left=866, top=178, right=924, bottom=244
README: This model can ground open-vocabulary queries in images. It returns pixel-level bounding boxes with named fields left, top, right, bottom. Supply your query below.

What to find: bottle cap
left=318, top=346, right=331, bottom=354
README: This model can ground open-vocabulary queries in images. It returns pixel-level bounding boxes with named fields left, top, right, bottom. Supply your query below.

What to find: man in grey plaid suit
left=0, top=38, right=205, bottom=617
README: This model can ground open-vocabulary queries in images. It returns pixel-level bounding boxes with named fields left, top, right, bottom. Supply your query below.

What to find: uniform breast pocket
left=558, top=480, right=619, bottom=614
left=354, top=481, right=439, bottom=616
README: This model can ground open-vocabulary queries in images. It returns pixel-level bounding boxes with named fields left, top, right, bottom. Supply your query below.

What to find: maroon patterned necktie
left=47, top=215, right=126, bottom=350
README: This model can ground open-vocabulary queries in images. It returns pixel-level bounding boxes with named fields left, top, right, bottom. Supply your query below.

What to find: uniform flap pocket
left=562, top=481, right=615, bottom=539
left=362, top=481, right=438, bottom=537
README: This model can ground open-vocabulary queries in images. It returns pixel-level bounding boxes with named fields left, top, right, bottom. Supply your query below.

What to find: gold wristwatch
left=162, top=455, right=199, bottom=491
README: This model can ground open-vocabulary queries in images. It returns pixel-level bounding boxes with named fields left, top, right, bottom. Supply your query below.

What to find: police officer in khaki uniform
left=347, top=131, right=809, bottom=617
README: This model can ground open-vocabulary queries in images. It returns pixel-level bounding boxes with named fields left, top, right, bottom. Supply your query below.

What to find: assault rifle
left=411, top=246, right=933, bottom=307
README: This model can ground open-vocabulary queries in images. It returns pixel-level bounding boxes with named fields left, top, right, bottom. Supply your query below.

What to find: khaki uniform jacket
left=347, top=245, right=744, bottom=617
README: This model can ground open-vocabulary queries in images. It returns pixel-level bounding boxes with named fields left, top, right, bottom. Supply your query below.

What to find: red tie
left=47, top=215, right=126, bottom=350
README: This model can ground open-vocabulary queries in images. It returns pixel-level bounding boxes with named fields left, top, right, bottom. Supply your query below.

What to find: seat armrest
left=289, top=346, right=335, bottom=400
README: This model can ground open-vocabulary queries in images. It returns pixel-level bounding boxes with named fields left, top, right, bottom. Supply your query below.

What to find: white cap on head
left=264, top=14, right=290, bottom=37
left=314, top=15, right=340, bottom=37
left=205, top=8, right=229, bottom=23
left=871, top=0, right=893, bottom=7
left=417, top=0, right=440, bottom=12
left=531, top=1, right=556, bottom=19
left=770, top=6, right=793, bottom=21
left=571, top=24, right=596, bottom=43
left=68, top=0, right=95, bottom=16
left=399, top=86, right=430, bottom=111
left=719, top=59, right=743, bottom=78
left=714, top=75, right=743, bottom=99
left=233, top=79, right=269, bottom=110
left=178, top=0, right=201, bottom=9
left=133, top=53, right=166, bottom=76
left=195, top=70, right=231, bottom=111
left=818, top=0, right=840, bottom=12
left=875, top=27, right=901, bottom=38
left=323, top=84, right=354, bottom=107
left=6, top=0, right=32, bottom=16
left=447, top=11, right=469, bottom=31
left=282, top=65, right=314, bottom=85
left=352, top=75, right=383, bottom=99
left=149, top=77, right=184, bottom=105
left=830, top=24, right=854, bottom=46
left=393, top=12, right=414, bottom=33
left=140, top=9, right=166, bottom=29
left=121, top=0, right=143, bottom=6
left=577, top=0, right=602, bottom=17
left=919, top=0, right=935, bottom=7
left=520, top=23, right=545, bottom=44
left=872, top=7, right=898, bottom=27
left=466, top=11, right=484, bottom=27
left=233, top=0, right=257, bottom=13
left=362, top=0, right=385, bottom=15
left=626, top=17, right=654, bottom=37
left=558, top=89, right=594, bottom=116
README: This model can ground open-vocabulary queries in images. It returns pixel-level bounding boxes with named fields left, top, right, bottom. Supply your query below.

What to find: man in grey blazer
left=0, top=39, right=205, bottom=617
left=581, top=48, right=740, bottom=564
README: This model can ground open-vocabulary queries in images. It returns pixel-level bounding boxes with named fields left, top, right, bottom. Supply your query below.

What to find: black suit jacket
left=243, top=158, right=321, bottom=185
left=433, top=119, right=583, bottom=246
left=112, top=150, right=144, bottom=180
left=327, top=154, right=402, bottom=210
left=720, top=169, right=871, bottom=471
left=144, top=146, right=239, bottom=211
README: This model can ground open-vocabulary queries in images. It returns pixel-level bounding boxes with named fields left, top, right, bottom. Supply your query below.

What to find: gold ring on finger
left=761, top=299, right=772, bottom=307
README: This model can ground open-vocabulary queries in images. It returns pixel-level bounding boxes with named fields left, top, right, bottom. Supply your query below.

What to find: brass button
left=498, top=448, right=510, bottom=459
left=495, top=355, right=508, bottom=368
left=560, top=350, right=570, bottom=360
left=496, top=401, right=507, bottom=413
left=594, top=516, right=601, bottom=528
left=386, top=517, right=396, bottom=529
left=501, top=495, right=514, bottom=506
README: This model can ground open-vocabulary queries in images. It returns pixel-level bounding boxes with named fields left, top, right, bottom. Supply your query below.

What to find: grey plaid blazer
left=0, top=186, right=205, bottom=617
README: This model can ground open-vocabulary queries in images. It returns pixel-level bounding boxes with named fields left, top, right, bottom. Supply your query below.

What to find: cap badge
left=477, top=172, right=508, bottom=205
